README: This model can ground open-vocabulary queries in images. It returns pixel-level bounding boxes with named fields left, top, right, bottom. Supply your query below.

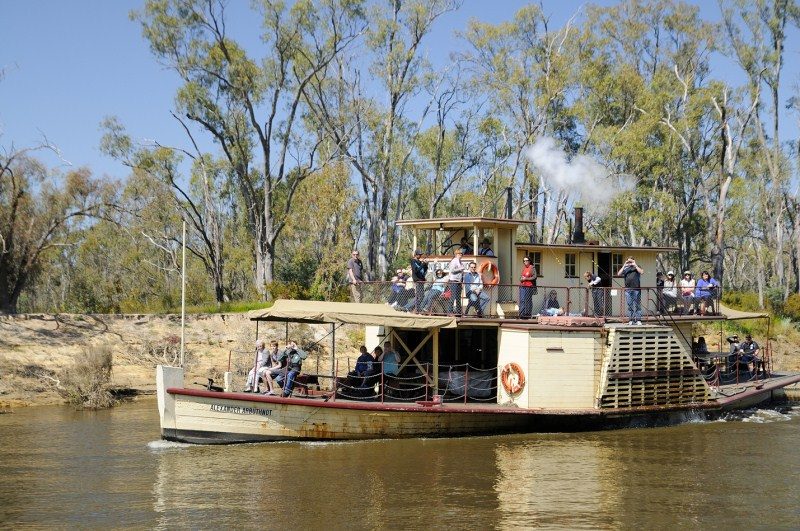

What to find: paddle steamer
left=157, top=209, right=800, bottom=443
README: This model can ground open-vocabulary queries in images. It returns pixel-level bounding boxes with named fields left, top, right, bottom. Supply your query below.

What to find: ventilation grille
left=598, top=327, right=710, bottom=408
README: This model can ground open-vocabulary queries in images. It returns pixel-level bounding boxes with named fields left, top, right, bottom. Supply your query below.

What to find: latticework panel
left=598, top=326, right=711, bottom=408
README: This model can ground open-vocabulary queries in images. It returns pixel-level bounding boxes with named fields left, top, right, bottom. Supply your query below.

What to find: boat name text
left=210, top=404, right=272, bottom=416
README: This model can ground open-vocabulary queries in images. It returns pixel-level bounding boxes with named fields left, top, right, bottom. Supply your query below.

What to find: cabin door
left=597, top=252, right=612, bottom=287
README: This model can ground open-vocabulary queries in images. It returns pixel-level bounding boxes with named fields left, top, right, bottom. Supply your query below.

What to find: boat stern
left=156, top=365, right=184, bottom=437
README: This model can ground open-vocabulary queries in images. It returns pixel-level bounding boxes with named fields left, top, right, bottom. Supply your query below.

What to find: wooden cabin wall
left=497, top=328, right=531, bottom=405
left=526, top=330, right=603, bottom=409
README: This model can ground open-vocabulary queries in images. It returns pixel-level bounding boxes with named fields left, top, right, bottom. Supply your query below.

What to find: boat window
left=564, top=253, right=577, bottom=278
left=528, top=252, right=542, bottom=276
left=611, top=253, right=624, bottom=275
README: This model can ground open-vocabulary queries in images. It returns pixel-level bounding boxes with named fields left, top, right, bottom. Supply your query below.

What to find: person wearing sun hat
left=680, top=271, right=695, bottom=314
left=663, top=271, right=678, bottom=313
left=409, top=249, right=428, bottom=312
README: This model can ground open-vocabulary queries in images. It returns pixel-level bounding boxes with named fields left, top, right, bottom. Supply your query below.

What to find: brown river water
left=0, top=399, right=799, bottom=529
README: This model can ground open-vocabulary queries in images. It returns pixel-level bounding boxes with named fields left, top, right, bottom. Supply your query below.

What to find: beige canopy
left=719, top=303, right=769, bottom=321
left=248, top=299, right=458, bottom=329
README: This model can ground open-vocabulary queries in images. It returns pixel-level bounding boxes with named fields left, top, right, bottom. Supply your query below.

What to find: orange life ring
left=501, top=362, right=526, bottom=395
left=478, top=261, right=500, bottom=285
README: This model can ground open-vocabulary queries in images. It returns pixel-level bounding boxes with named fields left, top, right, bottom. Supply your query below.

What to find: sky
left=1, top=0, right=797, bottom=181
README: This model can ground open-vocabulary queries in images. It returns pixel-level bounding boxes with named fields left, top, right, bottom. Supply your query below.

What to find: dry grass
left=60, top=345, right=116, bottom=409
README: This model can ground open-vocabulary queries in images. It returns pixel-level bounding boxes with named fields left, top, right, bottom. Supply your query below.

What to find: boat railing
left=356, top=281, right=722, bottom=320
left=331, top=360, right=499, bottom=403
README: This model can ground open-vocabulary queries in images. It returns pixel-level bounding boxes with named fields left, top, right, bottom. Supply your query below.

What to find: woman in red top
left=519, top=256, right=537, bottom=319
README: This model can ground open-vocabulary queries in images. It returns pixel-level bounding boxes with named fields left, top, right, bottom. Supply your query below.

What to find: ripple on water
left=147, top=440, right=192, bottom=451
left=724, top=405, right=799, bottom=424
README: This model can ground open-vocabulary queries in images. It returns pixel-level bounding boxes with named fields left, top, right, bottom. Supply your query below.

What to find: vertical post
left=333, top=359, right=338, bottom=402
left=180, top=220, right=186, bottom=368
left=432, top=328, right=439, bottom=396
left=464, top=365, right=469, bottom=404
left=331, top=324, right=336, bottom=385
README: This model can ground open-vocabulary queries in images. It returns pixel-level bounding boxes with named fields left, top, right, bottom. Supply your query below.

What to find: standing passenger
left=519, top=256, right=536, bottom=319
left=447, top=249, right=465, bottom=315
left=347, top=250, right=364, bottom=303
left=584, top=271, right=604, bottom=317
left=410, top=249, right=428, bottom=312
left=618, top=256, right=643, bottom=325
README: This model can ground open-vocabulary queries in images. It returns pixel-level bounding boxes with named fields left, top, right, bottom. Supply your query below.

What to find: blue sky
left=1, top=1, right=796, bottom=181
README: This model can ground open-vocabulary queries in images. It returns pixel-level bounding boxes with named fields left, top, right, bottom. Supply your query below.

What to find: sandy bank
left=0, top=313, right=360, bottom=410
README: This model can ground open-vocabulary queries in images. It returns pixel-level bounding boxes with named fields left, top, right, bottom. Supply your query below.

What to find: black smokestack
left=573, top=206, right=585, bottom=244
left=505, top=187, right=513, bottom=219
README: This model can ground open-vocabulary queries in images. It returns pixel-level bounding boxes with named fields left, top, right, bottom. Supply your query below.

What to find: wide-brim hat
left=667, top=271, right=674, bottom=276
left=683, top=270, right=691, bottom=275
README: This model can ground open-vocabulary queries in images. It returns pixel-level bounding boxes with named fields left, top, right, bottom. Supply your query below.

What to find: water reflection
left=1, top=401, right=798, bottom=528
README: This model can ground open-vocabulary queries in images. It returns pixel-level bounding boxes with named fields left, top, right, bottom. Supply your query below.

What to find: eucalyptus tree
left=0, top=147, right=114, bottom=313
left=461, top=4, right=578, bottom=243
left=133, top=0, right=365, bottom=298
left=722, top=0, right=800, bottom=297
left=303, top=0, right=459, bottom=279
left=102, top=116, right=231, bottom=305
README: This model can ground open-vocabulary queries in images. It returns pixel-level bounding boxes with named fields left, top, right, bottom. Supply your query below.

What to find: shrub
left=60, top=345, right=115, bottom=409
left=721, top=291, right=762, bottom=312
left=783, top=293, right=800, bottom=321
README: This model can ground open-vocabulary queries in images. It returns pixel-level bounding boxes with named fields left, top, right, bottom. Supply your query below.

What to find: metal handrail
left=352, top=280, right=722, bottom=320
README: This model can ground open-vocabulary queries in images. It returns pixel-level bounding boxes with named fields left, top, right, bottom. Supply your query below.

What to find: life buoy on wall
left=478, top=261, right=500, bottom=285
left=501, top=362, right=526, bottom=395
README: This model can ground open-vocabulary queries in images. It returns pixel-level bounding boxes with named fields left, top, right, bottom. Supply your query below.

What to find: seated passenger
left=463, top=262, right=488, bottom=317
left=540, top=290, right=563, bottom=316
left=279, top=340, right=307, bottom=397
left=459, top=237, right=474, bottom=255
left=387, top=269, right=411, bottom=308
left=419, top=269, right=448, bottom=312
left=662, top=271, right=678, bottom=313
left=680, top=271, right=695, bottom=314
left=478, top=238, right=495, bottom=257
left=353, top=345, right=373, bottom=377
left=244, top=339, right=268, bottom=392
left=380, top=341, right=401, bottom=376
left=738, top=334, right=764, bottom=374
left=261, top=340, right=285, bottom=395
left=694, top=270, right=720, bottom=315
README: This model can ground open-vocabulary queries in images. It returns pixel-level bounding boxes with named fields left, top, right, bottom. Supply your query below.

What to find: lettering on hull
left=210, top=403, right=273, bottom=416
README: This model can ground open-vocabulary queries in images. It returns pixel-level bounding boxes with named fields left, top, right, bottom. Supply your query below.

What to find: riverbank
left=1, top=313, right=798, bottom=409
left=0, top=313, right=361, bottom=410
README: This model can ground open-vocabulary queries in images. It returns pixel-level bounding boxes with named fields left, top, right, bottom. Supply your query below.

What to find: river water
left=1, top=400, right=798, bottom=529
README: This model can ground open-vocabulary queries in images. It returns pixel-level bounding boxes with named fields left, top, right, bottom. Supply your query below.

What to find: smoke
left=524, top=137, right=635, bottom=214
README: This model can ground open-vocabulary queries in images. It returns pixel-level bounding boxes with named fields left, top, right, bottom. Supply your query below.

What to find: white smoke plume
left=524, top=137, right=636, bottom=213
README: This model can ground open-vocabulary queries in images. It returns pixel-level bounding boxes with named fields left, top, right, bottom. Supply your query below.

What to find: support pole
left=331, top=323, right=336, bottom=386
left=180, top=221, right=186, bottom=368
left=433, top=328, right=440, bottom=396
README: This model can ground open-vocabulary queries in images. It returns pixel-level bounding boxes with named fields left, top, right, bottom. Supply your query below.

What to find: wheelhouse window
left=612, top=253, right=624, bottom=275
left=564, top=253, right=576, bottom=278
left=528, top=252, right=542, bottom=276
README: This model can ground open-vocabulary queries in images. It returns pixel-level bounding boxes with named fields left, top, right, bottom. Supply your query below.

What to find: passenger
left=261, top=340, right=285, bottom=395
left=447, top=249, right=465, bottom=315
left=464, top=262, right=488, bottom=317
left=459, top=236, right=474, bottom=255
left=656, top=272, right=665, bottom=314
left=540, top=289, right=563, bottom=316
left=280, top=340, right=307, bottom=397
left=381, top=341, right=401, bottom=376
left=420, top=269, right=448, bottom=312
left=354, top=345, right=373, bottom=377
left=680, top=271, right=695, bottom=314
left=409, top=249, right=428, bottom=312
left=663, top=271, right=678, bottom=313
left=618, top=256, right=643, bottom=325
left=347, top=250, right=364, bottom=303
left=388, top=269, right=410, bottom=308
left=478, top=238, right=495, bottom=257
left=244, top=339, right=268, bottom=392
left=519, top=255, right=536, bottom=319
left=584, top=271, right=604, bottom=317
left=739, top=334, right=764, bottom=374
left=694, top=270, right=720, bottom=316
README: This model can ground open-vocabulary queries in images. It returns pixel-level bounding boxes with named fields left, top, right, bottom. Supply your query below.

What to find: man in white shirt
left=447, top=249, right=464, bottom=314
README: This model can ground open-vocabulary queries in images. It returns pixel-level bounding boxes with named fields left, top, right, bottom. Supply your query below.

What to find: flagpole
left=180, top=220, right=186, bottom=368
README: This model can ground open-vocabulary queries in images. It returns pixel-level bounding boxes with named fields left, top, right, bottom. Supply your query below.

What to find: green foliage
left=722, top=291, right=762, bottom=312
left=782, top=294, right=800, bottom=321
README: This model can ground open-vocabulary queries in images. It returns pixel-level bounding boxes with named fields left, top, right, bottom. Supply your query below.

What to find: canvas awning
left=718, top=303, right=769, bottom=321
left=248, top=299, right=458, bottom=329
